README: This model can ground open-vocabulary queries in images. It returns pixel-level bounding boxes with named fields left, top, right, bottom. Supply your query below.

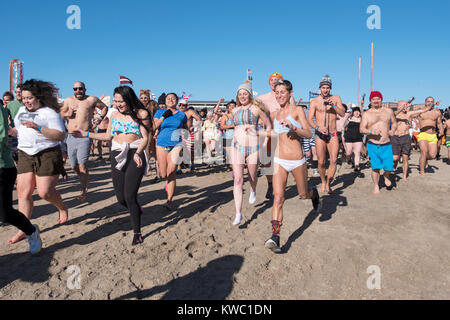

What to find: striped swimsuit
left=232, top=107, right=260, bottom=158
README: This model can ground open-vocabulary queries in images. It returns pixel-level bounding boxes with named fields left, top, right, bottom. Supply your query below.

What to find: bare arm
left=332, top=96, right=345, bottom=117
left=360, top=112, right=370, bottom=135
left=95, top=97, right=108, bottom=118
left=437, top=113, right=444, bottom=136
left=293, top=107, right=312, bottom=139
left=213, top=98, right=225, bottom=115
left=389, top=109, right=398, bottom=136
left=307, top=100, right=318, bottom=129
left=60, top=99, right=74, bottom=120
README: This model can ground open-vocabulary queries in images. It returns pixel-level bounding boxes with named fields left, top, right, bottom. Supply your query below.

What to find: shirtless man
left=360, top=91, right=397, bottom=194
left=392, top=99, right=432, bottom=180
left=416, top=97, right=444, bottom=176
left=307, top=75, right=346, bottom=193
left=256, top=72, right=297, bottom=199
left=60, top=82, right=107, bottom=200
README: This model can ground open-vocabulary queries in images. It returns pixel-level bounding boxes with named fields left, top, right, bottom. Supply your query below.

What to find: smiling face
left=140, top=94, right=149, bottom=106
left=73, top=82, right=86, bottom=100
left=227, top=102, right=236, bottom=112
left=165, top=94, right=178, bottom=109
left=2, top=95, right=12, bottom=106
left=269, top=76, right=280, bottom=91
left=22, top=90, right=41, bottom=112
left=15, top=87, right=22, bottom=101
left=113, top=93, right=129, bottom=114
left=425, top=97, right=435, bottom=108
left=274, top=84, right=291, bottom=107
left=370, top=97, right=382, bottom=108
left=238, top=89, right=251, bottom=106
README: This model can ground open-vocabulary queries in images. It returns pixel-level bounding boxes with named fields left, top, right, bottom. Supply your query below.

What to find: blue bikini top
left=273, top=115, right=303, bottom=134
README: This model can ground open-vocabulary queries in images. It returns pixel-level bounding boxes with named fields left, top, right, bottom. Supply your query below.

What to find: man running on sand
left=256, top=72, right=297, bottom=199
left=60, top=81, right=107, bottom=201
left=392, top=99, right=432, bottom=180
left=307, top=75, right=346, bottom=193
left=360, top=91, right=397, bottom=194
left=416, top=97, right=444, bottom=176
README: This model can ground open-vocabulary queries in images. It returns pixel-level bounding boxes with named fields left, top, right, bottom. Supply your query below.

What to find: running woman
left=8, top=79, right=68, bottom=245
left=264, top=80, right=321, bottom=253
left=1, top=103, right=42, bottom=254
left=153, top=93, right=188, bottom=211
left=230, top=81, right=272, bottom=226
left=73, top=86, right=151, bottom=245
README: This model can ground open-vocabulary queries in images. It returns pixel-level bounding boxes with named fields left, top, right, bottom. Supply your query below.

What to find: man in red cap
left=307, top=75, right=346, bottom=193
left=256, top=72, right=297, bottom=199
left=360, top=91, right=397, bottom=194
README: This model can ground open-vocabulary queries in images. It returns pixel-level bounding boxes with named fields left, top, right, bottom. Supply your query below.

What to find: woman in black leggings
left=1, top=106, right=42, bottom=254
left=73, top=86, right=151, bottom=245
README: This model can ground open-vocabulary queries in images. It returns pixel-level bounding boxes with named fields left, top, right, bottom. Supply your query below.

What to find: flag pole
left=358, top=56, right=361, bottom=105
left=371, top=42, right=374, bottom=92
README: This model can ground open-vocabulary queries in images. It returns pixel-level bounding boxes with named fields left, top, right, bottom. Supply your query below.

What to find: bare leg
left=353, top=142, right=363, bottom=168
left=419, top=140, right=429, bottom=176
left=271, top=163, right=288, bottom=223
left=371, top=169, right=381, bottom=194
left=402, top=154, right=409, bottom=180
left=36, top=175, right=69, bottom=224
left=315, top=138, right=327, bottom=192
left=8, top=172, right=35, bottom=244
left=383, top=171, right=392, bottom=188
left=326, top=136, right=339, bottom=193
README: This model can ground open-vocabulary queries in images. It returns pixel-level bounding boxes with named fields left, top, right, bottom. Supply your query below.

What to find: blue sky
left=2, top=0, right=449, bottom=107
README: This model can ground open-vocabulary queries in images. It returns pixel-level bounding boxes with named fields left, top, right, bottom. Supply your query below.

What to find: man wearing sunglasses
left=60, top=81, right=107, bottom=201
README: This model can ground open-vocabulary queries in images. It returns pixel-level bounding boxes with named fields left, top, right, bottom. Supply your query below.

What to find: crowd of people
left=1, top=74, right=449, bottom=254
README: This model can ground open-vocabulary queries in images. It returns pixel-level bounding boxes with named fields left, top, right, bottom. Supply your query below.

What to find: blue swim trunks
left=367, top=141, right=394, bottom=172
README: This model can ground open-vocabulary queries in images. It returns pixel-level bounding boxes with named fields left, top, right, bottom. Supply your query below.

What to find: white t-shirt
left=14, top=106, right=65, bottom=155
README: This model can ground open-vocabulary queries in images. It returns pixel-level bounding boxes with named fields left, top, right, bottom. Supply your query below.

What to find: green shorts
left=17, top=146, right=64, bottom=176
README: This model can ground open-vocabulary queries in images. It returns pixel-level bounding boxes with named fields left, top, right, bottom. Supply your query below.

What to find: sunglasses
left=73, top=87, right=85, bottom=91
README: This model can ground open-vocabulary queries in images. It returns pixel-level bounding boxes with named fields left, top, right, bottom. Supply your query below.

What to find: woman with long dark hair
left=7, top=79, right=68, bottom=245
left=73, top=86, right=151, bottom=245
left=1, top=99, right=42, bottom=254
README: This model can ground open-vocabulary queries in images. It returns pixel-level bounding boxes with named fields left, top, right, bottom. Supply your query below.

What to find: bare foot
left=8, top=231, right=26, bottom=244
left=77, top=193, right=87, bottom=202
left=403, top=175, right=408, bottom=181
left=58, top=207, right=69, bottom=224
left=318, top=184, right=326, bottom=193
left=384, top=176, right=392, bottom=187
left=326, top=178, right=334, bottom=194
left=420, top=172, right=427, bottom=177
left=373, top=188, right=381, bottom=195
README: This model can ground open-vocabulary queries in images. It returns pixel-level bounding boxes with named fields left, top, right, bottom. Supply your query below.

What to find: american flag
left=119, top=75, right=133, bottom=85
left=247, top=68, right=253, bottom=74
left=181, top=92, right=192, bottom=101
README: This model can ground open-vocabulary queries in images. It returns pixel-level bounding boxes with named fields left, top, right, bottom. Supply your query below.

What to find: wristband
left=332, top=105, right=336, bottom=109
left=86, top=131, right=90, bottom=137
left=369, top=130, right=373, bottom=135
left=38, top=126, right=42, bottom=132
left=316, top=126, right=319, bottom=131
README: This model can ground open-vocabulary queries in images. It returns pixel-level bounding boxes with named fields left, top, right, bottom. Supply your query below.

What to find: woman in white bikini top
left=264, top=79, right=322, bottom=254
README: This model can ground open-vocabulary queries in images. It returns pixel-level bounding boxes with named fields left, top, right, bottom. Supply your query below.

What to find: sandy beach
left=0, top=149, right=449, bottom=300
